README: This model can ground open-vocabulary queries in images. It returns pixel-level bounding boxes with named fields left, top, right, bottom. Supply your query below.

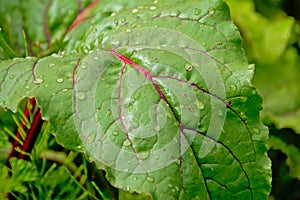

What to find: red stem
left=66, top=0, right=100, bottom=33
left=7, top=98, right=43, bottom=163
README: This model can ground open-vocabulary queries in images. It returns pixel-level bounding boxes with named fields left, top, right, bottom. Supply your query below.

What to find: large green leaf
left=0, top=0, right=271, bottom=199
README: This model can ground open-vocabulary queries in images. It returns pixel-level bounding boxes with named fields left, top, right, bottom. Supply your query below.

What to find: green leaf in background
left=226, top=0, right=300, bottom=134
left=0, top=0, right=93, bottom=57
left=269, top=135, right=300, bottom=179
left=0, top=0, right=271, bottom=199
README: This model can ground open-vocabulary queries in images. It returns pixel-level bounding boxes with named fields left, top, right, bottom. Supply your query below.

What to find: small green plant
left=0, top=0, right=272, bottom=199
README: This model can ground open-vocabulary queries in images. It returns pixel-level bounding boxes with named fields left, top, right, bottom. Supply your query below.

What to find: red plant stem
left=8, top=98, right=36, bottom=159
left=7, top=98, right=43, bottom=163
left=19, top=107, right=43, bottom=160
left=66, top=0, right=100, bottom=33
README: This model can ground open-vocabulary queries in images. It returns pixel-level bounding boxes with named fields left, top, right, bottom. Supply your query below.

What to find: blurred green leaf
left=269, top=135, right=300, bottom=179
left=227, top=0, right=300, bottom=134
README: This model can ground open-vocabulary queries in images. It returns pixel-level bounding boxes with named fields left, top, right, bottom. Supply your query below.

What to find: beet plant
left=0, top=0, right=272, bottom=199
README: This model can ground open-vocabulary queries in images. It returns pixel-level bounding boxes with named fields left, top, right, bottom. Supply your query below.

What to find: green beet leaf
left=0, top=0, right=271, bottom=199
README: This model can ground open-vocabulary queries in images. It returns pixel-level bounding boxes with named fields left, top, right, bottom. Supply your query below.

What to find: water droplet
left=126, top=29, right=132, bottom=33
left=240, top=97, right=248, bottom=102
left=208, top=8, right=215, bottom=15
left=194, top=8, right=201, bottom=15
left=125, top=186, right=130, bottom=191
left=154, top=155, right=159, bottom=160
left=185, top=64, right=193, bottom=71
left=146, top=176, right=154, bottom=183
left=168, top=184, right=173, bottom=188
left=150, top=6, right=156, bottom=10
left=106, top=109, right=111, bottom=116
left=153, top=0, right=158, bottom=4
left=76, top=92, right=86, bottom=100
left=62, top=89, right=68, bottom=92
left=92, top=28, right=97, bottom=33
left=230, top=84, right=237, bottom=91
left=111, top=12, right=116, bottom=16
left=56, top=78, right=64, bottom=83
left=133, top=177, right=137, bottom=181
left=253, top=128, right=260, bottom=134
left=34, top=78, right=43, bottom=84
left=123, top=139, right=131, bottom=147
left=9, top=75, right=14, bottom=79
left=202, top=42, right=207, bottom=46
left=197, top=101, right=205, bottom=110
left=87, top=130, right=97, bottom=143
left=93, top=56, right=99, bottom=60
left=114, top=20, right=118, bottom=25
left=132, top=8, right=139, bottom=13
left=121, top=18, right=126, bottom=22
left=112, top=130, right=119, bottom=136
left=252, top=90, right=257, bottom=95
left=180, top=105, right=184, bottom=109
left=139, top=151, right=150, bottom=160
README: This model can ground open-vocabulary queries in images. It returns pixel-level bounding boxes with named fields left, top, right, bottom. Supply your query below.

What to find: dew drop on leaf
left=253, top=128, right=260, bottom=134
left=194, top=8, right=201, bottom=15
left=76, top=92, right=86, bottom=100
left=132, top=8, right=139, bottom=13
left=150, top=6, right=157, bottom=10
left=105, top=109, right=111, bottom=117
left=34, top=78, right=43, bottom=84
left=56, top=78, right=64, bottom=83
left=230, top=84, right=237, bottom=91
left=146, top=176, right=154, bottom=183
left=112, top=130, right=119, bottom=136
left=208, top=8, right=215, bottom=15
left=87, top=130, right=97, bottom=143
left=139, top=151, right=150, bottom=160
left=197, top=101, right=205, bottom=110
left=123, top=139, right=131, bottom=147
left=9, top=75, right=14, bottom=79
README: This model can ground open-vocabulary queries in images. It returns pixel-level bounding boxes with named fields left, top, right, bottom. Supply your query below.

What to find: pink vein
left=109, top=50, right=168, bottom=103
left=109, top=49, right=185, bottom=189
